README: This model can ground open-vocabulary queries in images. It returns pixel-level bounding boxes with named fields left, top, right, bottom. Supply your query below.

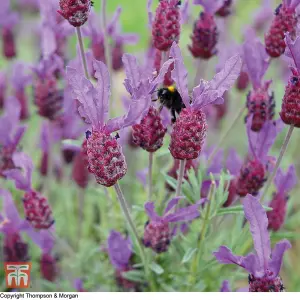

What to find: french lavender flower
left=67, top=57, right=173, bottom=187
left=143, top=197, right=201, bottom=253
left=265, top=0, right=300, bottom=58
left=0, top=72, right=6, bottom=109
left=108, top=231, right=138, bottom=291
left=214, top=194, right=291, bottom=292
left=33, top=56, right=64, bottom=121
left=243, top=29, right=275, bottom=132
left=0, top=189, right=34, bottom=262
left=35, top=230, right=58, bottom=282
left=252, top=0, right=274, bottom=33
left=39, top=0, right=73, bottom=63
left=4, top=153, right=54, bottom=230
left=151, top=0, right=181, bottom=52
left=216, top=0, right=233, bottom=17
left=0, top=0, right=19, bottom=59
left=72, top=140, right=89, bottom=189
left=132, top=106, right=167, bottom=152
left=189, top=0, right=222, bottom=59
left=169, top=42, right=242, bottom=160
left=58, top=0, right=92, bottom=27
left=236, top=119, right=283, bottom=197
left=267, top=165, right=297, bottom=231
left=280, top=34, right=300, bottom=127
left=0, top=96, right=26, bottom=177
left=11, top=63, right=32, bottom=120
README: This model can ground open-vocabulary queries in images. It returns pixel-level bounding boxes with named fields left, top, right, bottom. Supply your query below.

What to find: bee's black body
left=156, top=86, right=185, bottom=123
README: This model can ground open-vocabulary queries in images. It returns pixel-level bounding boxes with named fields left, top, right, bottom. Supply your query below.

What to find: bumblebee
left=155, top=86, right=185, bottom=123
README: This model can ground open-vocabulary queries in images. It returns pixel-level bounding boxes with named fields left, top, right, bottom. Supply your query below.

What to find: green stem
left=148, top=152, right=154, bottom=201
left=175, top=159, right=186, bottom=197
left=113, top=182, right=155, bottom=291
left=260, top=125, right=295, bottom=203
left=75, top=27, right=89, bottom=79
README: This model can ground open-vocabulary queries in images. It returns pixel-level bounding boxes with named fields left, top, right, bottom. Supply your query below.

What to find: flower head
left=4, top=153, right=54, bottom=230
left=214, top=194, right=291, bottom=292
left=151, top=0, right=181, bottom=51
left=168, top=42, right=242, bottom=160
left=143, top=197, right=202, bottom=252
left=58, top=0, right=92, bottom=27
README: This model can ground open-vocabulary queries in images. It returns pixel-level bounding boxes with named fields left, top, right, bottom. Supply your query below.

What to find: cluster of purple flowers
left=0, top=0, right=299, bottom=293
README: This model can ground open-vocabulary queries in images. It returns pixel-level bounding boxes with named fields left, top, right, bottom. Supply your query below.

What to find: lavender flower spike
left=67, top=57, right=172, bottom=186
left=214, top=194, right=291, bottom=292
left=143, top=197, right=203, bottom=253
left=220, top=280, right=231, bottom=292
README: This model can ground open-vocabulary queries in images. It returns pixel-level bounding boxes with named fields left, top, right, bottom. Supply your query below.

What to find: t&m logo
left=4, top=262, right=32, bottom=288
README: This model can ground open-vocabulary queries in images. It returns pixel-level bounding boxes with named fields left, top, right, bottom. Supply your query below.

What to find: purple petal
left=291, top=0, right=300, bottom=9
left=181, top=0, right=190, bottom=25
left=107, top=6, right=122, bottom=36
left=274, top=165, right=297, bottom=193
left=242, top=253, right=262, bottom=277
left=220, top=280, right=231, bottom=292
left=0, top=96, right=21, bottom=146
left=147, top=0, right=153, bottom=28
left=3, top=152, right=33, bottom=191
left=285, top=33, right=300, bottom=72
left=170, top=42, right=190, bottom=108
left=122, top=54, right=141, bottom=98
left=192, top=55, right=242, bottom=109
left=108, top=230, right=132, bottom=270
left=243, top=194, right=271, bottom=273
left=93, top=60, right=110, bottom=126
left=255, top=120, right=283, bottom=163
left=226, top=149, right=242, bottom=176
left=242, top=28, right=269, bottom=89
left=165, top=202, right=200, bottom=223
left=193, top=0, right=223, bottom=14
left=41, top=26, right=57, bottom=60
left=150, top=59, right=174, bottom=94
left=11, top=63, right=32, bottom=91
left=106, top=96, right=152, bottom=132
left=0, top=189, right=21, bottom=227
left=268, top=239, right=291, bottom=278
left=66, top=66, right=104, bottom=129
left=11, top=125, right=27, bottom=150
left=39, top=121, right=50, bottom=153
left=213, top=246, right=246, bottom=268
left=30, top=229, right=55, bottom=253
left=164, top=197, right=184, bottom=215
left=144, top=202, right=162, bottom=222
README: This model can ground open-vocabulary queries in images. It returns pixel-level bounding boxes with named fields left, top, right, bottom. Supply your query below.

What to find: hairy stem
left=207, top=106, right=246, bottom=166
left=113, top=182, right=155, bottom=290
left=175, top=159, right=186, bottom=197
left=148, top=152, right=154, bottom=201
left=75, top=27, right=89, bottom=79
left=260, top=125, right=295, bottom=203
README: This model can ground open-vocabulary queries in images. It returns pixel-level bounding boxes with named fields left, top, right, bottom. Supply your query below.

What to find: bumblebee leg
left=171, top=108, right=176, bottom=123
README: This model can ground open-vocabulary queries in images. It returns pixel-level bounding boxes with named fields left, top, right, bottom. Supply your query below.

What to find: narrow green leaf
left=121, top=270, right=145, bottom=283
left=217, top=205, right=272, bottom=216
left=150, top=262, right=164, bottom=275
left=182, top=248, right=198, bottom=263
